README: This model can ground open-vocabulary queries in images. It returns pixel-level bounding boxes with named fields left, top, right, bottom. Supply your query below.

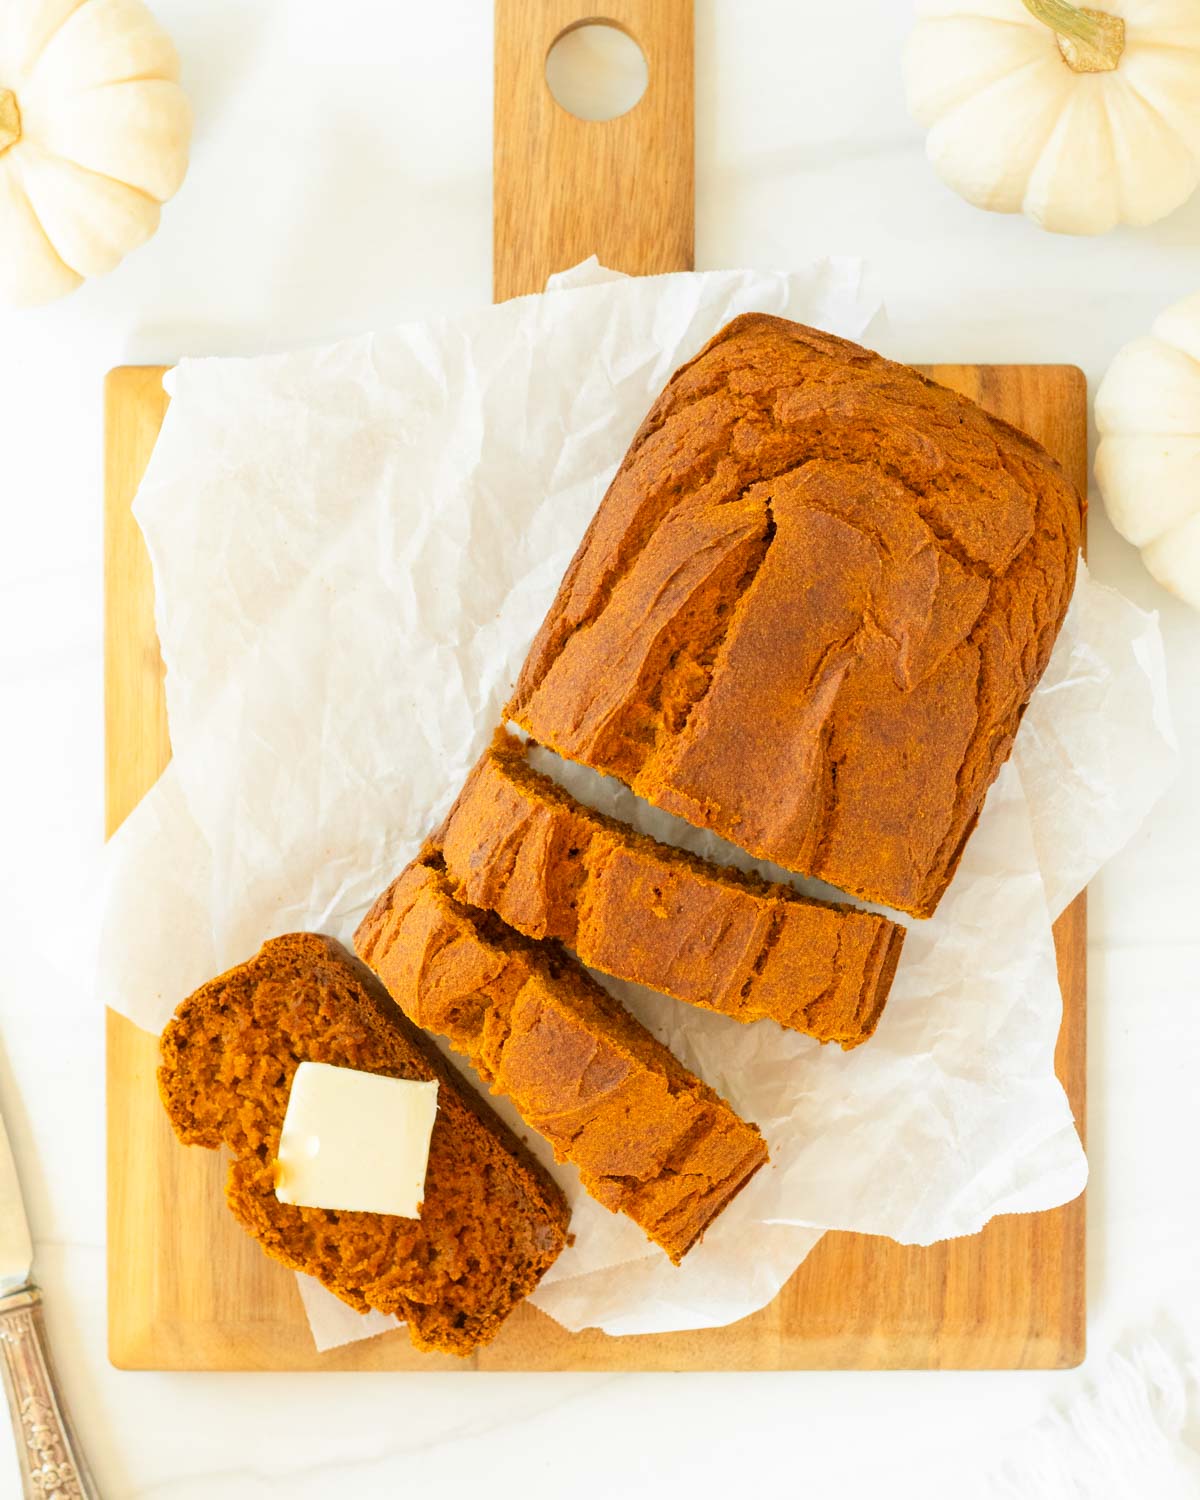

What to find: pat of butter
left=274, top=1062, right=438, bottom=1218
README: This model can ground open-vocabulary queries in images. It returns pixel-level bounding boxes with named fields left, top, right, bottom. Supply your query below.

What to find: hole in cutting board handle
left=545, top=21, right=649, bottom=121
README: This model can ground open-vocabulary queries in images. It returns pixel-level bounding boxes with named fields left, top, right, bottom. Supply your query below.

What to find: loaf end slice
left=158, top=933, right=570, bottom=1358
left=438, top=729, right=905, bottom=1048
left=355, top=857, right=769, bottom=1264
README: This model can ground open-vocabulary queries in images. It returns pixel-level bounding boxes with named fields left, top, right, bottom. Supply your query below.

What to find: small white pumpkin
left=904, top=0, right=1200, bottom=236
left=0, top=0, right=191, bottom=307
left=1096, top=294, right=1200, bottom=610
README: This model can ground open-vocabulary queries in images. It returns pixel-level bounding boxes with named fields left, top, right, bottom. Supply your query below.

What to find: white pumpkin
left=1096, top=294, right=1200, bottom=610
left=0, top=0, right=191, bottom=307
left=904, top=0, right=1200, bottom=235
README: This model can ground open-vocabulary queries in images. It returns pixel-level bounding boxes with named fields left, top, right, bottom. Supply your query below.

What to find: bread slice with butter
left=158, top=933, right=569, bottom=1357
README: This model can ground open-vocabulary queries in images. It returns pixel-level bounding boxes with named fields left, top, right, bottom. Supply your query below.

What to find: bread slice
left=158, top=933, right=569, bottom=1358
left=355, top=857, right=769, bottom=1264
left=438, top=730, right=904, bottom=1048
left=507, top=314, right=1082, bottom=918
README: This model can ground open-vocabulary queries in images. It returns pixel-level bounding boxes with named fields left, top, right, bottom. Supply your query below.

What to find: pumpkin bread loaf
left=355, top=856, right=769, bottom=1263
left=159, top=933, right=569, bottom=1357
left=438, top=729, right=905, bottom=1048
left=507, top=314, right=1083, bottom=918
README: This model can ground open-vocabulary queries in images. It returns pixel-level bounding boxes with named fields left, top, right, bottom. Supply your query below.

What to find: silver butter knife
left=0, top=1098, right=97, bottom=1498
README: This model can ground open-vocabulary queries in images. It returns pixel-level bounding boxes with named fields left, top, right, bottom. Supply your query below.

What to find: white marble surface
left=0, top=1, right=1198, bottom=1494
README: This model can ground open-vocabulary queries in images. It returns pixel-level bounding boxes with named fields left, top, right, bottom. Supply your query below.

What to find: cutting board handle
left=493, top=0, right=694, bottom=301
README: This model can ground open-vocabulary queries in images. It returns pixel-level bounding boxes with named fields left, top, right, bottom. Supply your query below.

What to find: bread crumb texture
left=356, top=857, right=769, bottom=1263
left=158, top=933, right=570, bottom=1357
left=440, top=729, right=904, bottom=1046
left=508, top=315, right=1082, bottom=918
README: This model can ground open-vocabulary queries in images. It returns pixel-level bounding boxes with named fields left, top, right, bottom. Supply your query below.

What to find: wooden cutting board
left=105, top=0, right=1086, bottom=1371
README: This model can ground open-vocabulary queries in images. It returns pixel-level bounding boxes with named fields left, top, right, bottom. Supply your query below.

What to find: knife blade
left=0, top=1102, right=32, bottom=1296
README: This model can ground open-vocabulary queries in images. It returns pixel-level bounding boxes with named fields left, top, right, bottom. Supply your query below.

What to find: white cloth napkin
left=990, top=1327, right=1200, bottom=1498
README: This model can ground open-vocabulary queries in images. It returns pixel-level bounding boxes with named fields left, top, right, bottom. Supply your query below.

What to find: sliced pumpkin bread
left=438, top=729, right=904, bottom=1048
left=355, top=857, right=769, bottom=1264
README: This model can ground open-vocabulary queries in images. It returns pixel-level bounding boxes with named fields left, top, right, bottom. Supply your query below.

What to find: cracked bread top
left=438, top=729, right=904, bottom=1047
left=507, top=314, right=1082, bottom=918
left=355, top=856, right=769, bottom=1264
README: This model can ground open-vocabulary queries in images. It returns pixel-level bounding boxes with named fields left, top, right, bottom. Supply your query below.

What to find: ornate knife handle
left=0, top=1287, right=97, bottom=1498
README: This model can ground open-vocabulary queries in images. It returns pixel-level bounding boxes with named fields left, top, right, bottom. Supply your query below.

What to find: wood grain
left=106, top=0, right=1085, bottom=1371
left=104, top=367, right=172, bottom=832
left=105, top=362, right=1087, bottom=1371
left=494, top=0, right=694, bottom=300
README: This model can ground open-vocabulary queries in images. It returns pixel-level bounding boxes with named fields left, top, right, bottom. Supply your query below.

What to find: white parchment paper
left=98, top=261, right=1176, bottom=1346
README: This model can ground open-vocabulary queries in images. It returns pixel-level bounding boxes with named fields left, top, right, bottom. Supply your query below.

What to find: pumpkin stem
left=1021, top=0, right=1125, bottom=72
left=0, top=90, right=20, bottom=154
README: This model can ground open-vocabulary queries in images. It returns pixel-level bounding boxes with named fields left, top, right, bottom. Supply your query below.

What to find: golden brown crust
left=158, top=933, right=569, bottom=1357
left=438, top=730, right=904, bottom=1047
left=355, top=858, right=769, bottom=1264
left=507, top=315, right=1082, bottom=918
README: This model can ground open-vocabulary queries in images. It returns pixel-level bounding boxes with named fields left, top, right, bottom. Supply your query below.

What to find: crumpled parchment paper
left=98, top=260, right=1176, bottom=1349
